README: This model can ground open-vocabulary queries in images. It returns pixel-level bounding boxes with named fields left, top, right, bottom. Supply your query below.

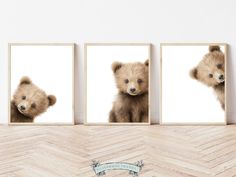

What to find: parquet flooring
left=0, top=125, right=236, bottom=177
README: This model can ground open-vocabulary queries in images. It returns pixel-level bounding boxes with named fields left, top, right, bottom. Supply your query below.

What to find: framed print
left=9, top=43, right=74, bottom=125
left=85, top=43, right=151, bottom=125
left=161, top=43, right=227, bottom=125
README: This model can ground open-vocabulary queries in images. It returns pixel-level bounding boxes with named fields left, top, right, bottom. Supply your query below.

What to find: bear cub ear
left=190, top=68, right=198, bottom=79
left=144, top=59, right=149, bottom=66
left=20, top=76, right=32, bottom=85
left=48, top=95, right=57, bottom=106
left=209, top=45, right=221, bottom=52
left=112, top=62, right=123, bottom=73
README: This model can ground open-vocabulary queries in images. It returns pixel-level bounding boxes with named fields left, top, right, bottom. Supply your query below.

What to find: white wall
left=0, top=0, right=236, bottom=124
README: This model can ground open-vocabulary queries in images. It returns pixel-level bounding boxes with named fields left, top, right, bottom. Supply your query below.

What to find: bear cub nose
left=20, top=105, right=26, bottom=111
left=130, top=88, right=136, bottom=93
left=219, top=74, right=224, bottom=80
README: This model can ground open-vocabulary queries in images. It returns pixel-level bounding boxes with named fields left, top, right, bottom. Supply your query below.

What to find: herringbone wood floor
left=0, top=125, right=236, bottom=177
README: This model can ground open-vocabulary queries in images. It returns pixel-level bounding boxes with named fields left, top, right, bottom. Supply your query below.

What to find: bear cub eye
left=31, top=103, right=36, bottom=108
left=22, top=96, right=26, bottom=100
left=124, top=79, right=129, bottom=84
left=217, top=64, right=222, bottom=69
left=137, top=79, right=143, bottom=83
left=208, top=74, right=213, bottom=78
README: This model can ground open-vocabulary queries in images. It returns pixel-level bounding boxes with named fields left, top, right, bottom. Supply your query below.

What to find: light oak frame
left=8, top=43, right=75, bottom=125
left=84, top=43, right=152, bottom=125
left=160, top=43, right=228, bottom=125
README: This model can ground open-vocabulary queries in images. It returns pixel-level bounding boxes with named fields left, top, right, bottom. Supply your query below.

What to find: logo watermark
left=91, top=160, right=144, bottom=176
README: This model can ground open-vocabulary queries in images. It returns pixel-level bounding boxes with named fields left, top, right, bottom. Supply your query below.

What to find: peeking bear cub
left=11, top=76, right=56, bottom=122
left=109, top=60, right=149, bottom=122
left=190, top=45, right=225, bottom=110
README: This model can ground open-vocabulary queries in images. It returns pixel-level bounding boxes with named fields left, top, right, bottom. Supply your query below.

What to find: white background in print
left=86, top=45, right=150, bottom=123
left=11, top=45, right=73, bottom=123
left=162, top=45, right=225, bottom=123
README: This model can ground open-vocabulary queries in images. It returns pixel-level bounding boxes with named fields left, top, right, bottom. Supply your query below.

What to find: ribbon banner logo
left=91, top=160, right=144, bottom=177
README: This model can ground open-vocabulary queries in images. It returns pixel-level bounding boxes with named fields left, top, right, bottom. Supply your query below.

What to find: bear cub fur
left=109, top=60, right=149, bottom=122
left=190, top=45, right=225, bottom=110
left=11, top=76, right=56, bottom=122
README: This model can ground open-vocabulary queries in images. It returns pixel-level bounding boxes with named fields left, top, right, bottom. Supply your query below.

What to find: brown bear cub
left=11, top=76, right=57, bottom=122
left=109, top=60, right=149, bottom=122
left=190, top=45, right=225, bottom=110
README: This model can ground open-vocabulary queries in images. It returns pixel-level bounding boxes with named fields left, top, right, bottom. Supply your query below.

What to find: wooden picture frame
left=8, top=43, right=75, bottom=125
left=160, top=43, right=228, bottom=125
left=84, top=43, right=151, bottom=125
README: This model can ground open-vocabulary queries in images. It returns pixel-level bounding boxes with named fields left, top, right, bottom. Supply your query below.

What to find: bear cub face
left=190, top=45, right=225, bottom=87
left=112, top=60, right=149, bottom=96
left=13, top=76, right=56, bottom=119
